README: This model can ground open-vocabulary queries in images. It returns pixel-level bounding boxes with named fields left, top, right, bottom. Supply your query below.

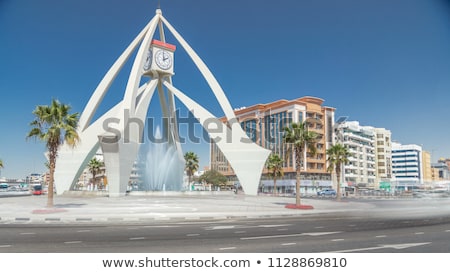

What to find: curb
left=0, top=214, right=303, bottom=225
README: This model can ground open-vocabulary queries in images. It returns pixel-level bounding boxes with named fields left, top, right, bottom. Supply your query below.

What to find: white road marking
left=20, top=232, right=36, bottom=235
left=314, top=226, right=325, bottom=229
left=143, top=225, right=180, bottom=228
left=205, top=224, right=290, bottom=231
left=326, top=242, right=432, bottom=253
left=208, top=226, right=235, bottom=230
left=219, top=247, right=236, bottom=250
left=375, top=235, right=387, bottom=238
left=445, top=230, right=450, bottom=232
left=415, top=232, right=424, bottom=235
left=241, top=231, right=342, bottom=240
left=129, top=237, right=145, bottom=240
left=331, top=239, right=345, bottom=242
left=0, top=245, right=11, bottom=248
left=277, top=228, right=289, bottom=231
left=281, top=243, right=296, bottom=246
left=258, top=224, right=291, bottom=228
left=186, top=234, right=200, bottom=237
left=177, top=221, right=230, bottom=225
left=234, top=231, right=246, bottom=234
left=303, top=232, right=342, bottom=236
left=76, top=230, right=91, bottom=233
left=64, top=241, right=82, bottom=244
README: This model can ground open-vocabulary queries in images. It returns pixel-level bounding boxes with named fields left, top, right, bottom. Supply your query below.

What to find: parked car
left=317, top=189, right=337, bottom=197
left=32, top=185, right=43, bottom=195
left=0, top=183, right=8, bottom=191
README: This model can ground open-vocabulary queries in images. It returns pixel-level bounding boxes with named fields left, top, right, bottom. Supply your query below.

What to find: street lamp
left=333, top=116, right=348, bottom=196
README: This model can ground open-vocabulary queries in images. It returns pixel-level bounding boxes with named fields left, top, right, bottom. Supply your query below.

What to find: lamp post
left=333, top=116, right=348, bottom=197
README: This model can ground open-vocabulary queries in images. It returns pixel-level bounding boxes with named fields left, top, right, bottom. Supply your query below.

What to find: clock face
left=155, top=49, right=172, bottom=70
left=143, top=49, right=152, bottom=71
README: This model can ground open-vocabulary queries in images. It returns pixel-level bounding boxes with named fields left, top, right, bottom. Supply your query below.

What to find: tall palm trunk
left=92, top=170, right=97, bottom=190
left=273, top=177, right=277, bottom=196
left=336, top=163, right=341, bottom=201
left=295, top=146, right=302, bottom=206
left=47, top=141, right=58, bottom=208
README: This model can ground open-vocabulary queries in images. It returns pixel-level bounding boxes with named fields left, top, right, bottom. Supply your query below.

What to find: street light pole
left=333, top=116, right=348, bottom=197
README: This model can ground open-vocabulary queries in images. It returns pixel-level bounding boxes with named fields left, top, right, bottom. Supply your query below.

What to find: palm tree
left=88, top=157, right=104, bottom=190
left=326, top=143, right=352, bottom=201
left=184, top=151, right=199, bottom=185
left=266, top=153, right=284, bottom=195
left=27, top=99, right=79, bottom=207
left=283, top=121, right=319, bottom=207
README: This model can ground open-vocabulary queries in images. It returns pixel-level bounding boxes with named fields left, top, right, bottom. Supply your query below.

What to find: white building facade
left=392, top=142, right=423, bottom=187
left=337, top=121, right=376, bottom=189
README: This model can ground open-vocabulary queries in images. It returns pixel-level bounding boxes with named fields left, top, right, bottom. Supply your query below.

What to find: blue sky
left=0, top=0, right=449, bottom=178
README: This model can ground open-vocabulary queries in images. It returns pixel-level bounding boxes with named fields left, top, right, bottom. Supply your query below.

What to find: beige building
left=432, top=158, right=450, bottom=181
left=211, top=96, right=335, bottom=192
left=374, top=127, right=393, bottom=188
left=441, top=158, right=450, bottom=170
left=431, top=167, right=440, bottom=181
left=422, top=150, right=432, bottom=184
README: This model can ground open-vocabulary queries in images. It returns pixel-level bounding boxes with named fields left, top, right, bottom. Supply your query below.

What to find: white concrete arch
left=164, top=81, right=271, bottom=195
left=78, top=16, right=158, bottom=132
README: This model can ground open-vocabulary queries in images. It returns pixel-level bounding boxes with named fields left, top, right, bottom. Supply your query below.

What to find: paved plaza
left=0, top=192, right=375, bottom=224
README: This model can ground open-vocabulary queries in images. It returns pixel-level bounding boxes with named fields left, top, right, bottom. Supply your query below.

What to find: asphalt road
left=1, top=210, right=449, bottom=253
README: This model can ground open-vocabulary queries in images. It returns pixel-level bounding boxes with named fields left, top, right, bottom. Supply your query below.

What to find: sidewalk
left=0, top=192, right=376, bottom=224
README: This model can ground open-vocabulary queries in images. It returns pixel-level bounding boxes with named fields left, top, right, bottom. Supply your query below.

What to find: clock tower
left=143, top=39, right=176, bottom=76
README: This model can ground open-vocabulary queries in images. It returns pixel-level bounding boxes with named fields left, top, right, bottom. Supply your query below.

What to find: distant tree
left=27, top=99, right=79, bottom=207
left=184, top=151, right=199, bottom=184
left=265, top=153, right=284, bottom=195
left=326, top=143, right=352, bottom=201
left=283, top=121, right=319, bottom=207
left=0, top=159, right=3, bottom=176
left=199, top=169, right=228, bottom=188
left=88, top=157, right=104, bottom=190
